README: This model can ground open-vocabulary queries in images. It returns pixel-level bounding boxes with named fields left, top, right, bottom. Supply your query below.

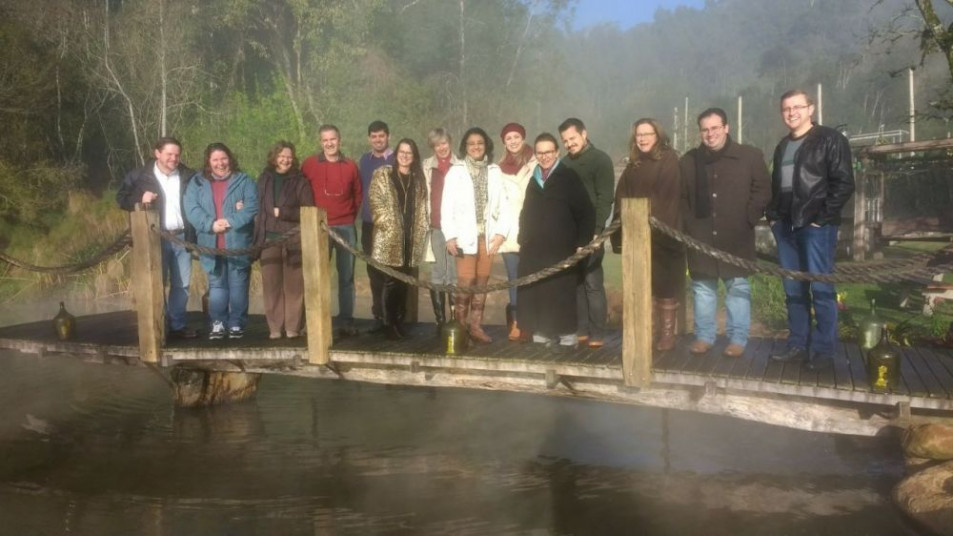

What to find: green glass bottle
left=867, top=328, right=900, bottom=393
left=52, top=302, right=76, bottom=341
left=859, top=298, right=885, bottom=353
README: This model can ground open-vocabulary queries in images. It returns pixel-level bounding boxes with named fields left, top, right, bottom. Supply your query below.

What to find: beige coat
left=369, top=166, right=430, bottom=268
left=498, top=158, right=536, bottom=253
left=422, top=153, right=461, bottom=262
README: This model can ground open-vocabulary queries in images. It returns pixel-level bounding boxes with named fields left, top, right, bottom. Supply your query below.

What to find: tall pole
left=817, top=83, right=823, bottom=126
left=909, top=67, right=916, bottom=143
left=737, top=95, right=743, bottom=144
left=673, top=107, right=679, bottom=153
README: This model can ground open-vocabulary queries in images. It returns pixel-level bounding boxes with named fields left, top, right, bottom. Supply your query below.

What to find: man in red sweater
left=301, top=124, right=362, bottom=334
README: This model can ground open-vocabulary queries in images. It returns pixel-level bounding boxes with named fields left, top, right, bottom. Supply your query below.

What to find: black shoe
left=770, top=347, right=807, bottom=363
left=367, top=318, right=386, bottom=334
left=168, top=327, right=198, bottom=340
left=803, top=353, right=834, bottom=372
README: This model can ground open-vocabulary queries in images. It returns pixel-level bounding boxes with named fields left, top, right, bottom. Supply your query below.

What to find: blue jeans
left=161, top=233, right=192, bottom=331
left=771, top=222, right=839, bottom=354
left=692, top=277, right=751, bottom=346
left=430, top=229, right=457, bottom=287
left=329, top=224, right=356, bottom=324
left=207, top=257, right=250, bottom=330
left=501, top=252, right=519, bottom=306
left=577, top=246, right=607, bottom=340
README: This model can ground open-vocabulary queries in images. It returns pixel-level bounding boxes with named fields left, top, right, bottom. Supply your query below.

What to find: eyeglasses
left=782, top=104, right=810, bottom=114
left=535, top=150, right=557, bottom=157
left=635, top=132, right=657, bottom=139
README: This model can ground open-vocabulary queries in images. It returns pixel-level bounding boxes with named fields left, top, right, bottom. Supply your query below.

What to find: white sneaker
left=209, top=321, right=226, bottom=340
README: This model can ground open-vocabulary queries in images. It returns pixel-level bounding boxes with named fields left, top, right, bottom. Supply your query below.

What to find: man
left=358, top=120, right=394, bottom=331
left=558, top=118, right=614, bottom=348
left=679, top=108, right=770, bottom=358
left=301, top=124, right=363, bottom=336
left=116, top=136, right=198, bottom=339
left=767, top=90, right=854, bottom=371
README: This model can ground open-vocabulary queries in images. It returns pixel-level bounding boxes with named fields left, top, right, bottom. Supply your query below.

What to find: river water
left=0, top=300, right=923, bottom=535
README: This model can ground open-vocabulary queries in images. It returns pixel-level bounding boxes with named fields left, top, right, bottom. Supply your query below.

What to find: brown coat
left=611, top=147, right=682, bottom=252
left=679, top=140, right=771, bottom=280
left=253, top=168, right=315, bottom=263
left=369, top=166, right=429, bottom=268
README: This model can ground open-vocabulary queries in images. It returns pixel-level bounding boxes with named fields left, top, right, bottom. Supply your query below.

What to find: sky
left=571, top=0, right=706, bottom=29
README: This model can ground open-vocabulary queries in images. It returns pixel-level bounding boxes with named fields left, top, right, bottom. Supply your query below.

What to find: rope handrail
left=0, top=231, right=132, bottom=275
left=156, top=227, right=301, bottom=258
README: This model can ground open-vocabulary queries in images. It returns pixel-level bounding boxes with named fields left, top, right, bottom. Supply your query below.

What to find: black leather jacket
left=116, top=161, right=197, bottom=243
left=767, top=124, right=854, bottom=228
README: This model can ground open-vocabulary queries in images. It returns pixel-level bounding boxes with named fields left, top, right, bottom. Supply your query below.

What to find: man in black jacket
left=116, top=137, right=198, bottom=339
left=767, top=90, right=854, bottom=371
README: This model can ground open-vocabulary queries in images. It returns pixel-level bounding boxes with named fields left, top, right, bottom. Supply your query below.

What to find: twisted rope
left=647, top=217, right=953, bottom=284
left=323, top=221, right=620, bottom=294
left=0, top=231, right=131, bottom=275
left=156, top=227, right=301, bottom=257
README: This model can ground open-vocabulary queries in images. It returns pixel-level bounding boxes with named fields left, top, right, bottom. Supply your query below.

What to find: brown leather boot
left=454, top=279, right=473, bottom=330
left=468, top=293, right=493, bottom=344
left=656, top=298, right=678, bottom=351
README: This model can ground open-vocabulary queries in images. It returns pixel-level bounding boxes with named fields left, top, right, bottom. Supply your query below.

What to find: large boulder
left=902, top=424, right=953, bottom=461
left=892, top=460, right=953, bottom=536
left=171, top=368, right=261, bottom=407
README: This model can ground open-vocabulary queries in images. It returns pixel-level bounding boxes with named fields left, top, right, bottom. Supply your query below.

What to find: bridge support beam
left=300, top=207, right=333, bottom=365
left=130, top=204, right=164, bottom=364
left=621, top=198, right=654, bottom=388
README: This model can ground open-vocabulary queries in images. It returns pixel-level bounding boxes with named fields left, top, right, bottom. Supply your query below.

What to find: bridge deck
left=2, top=311, right=953, bottom=415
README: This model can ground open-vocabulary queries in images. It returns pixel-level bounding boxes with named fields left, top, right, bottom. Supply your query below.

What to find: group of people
left=116, top=88, right=854, bottom=371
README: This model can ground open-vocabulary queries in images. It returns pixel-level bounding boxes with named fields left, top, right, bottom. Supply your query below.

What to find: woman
left=611, top=119, right=685, bottom=351
left=518, top=133, right=595, bottom=351
left=253, top=141, right=315, bottom=339
left=441, top=127, right=510, bottom=344
left=185, top=142, right=259, bottom=340
left=422, top=128, right=459, bottom=335
left=369, top=138, right=430, bottom=340
left=497, top=122, right=536, bottom=341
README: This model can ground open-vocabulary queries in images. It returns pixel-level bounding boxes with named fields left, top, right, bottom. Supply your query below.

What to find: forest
left=1, top=0, right=952, bottom=296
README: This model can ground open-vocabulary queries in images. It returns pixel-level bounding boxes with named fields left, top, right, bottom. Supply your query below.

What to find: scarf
left=499, top=145, right=534, bottom=175
left=694, top=136, right=731, bottom=219
left=466, top=155, right=489, bottom=231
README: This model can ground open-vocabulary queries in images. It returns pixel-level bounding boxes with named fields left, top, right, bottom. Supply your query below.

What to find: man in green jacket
left=559, top=118, right=615, bottom=347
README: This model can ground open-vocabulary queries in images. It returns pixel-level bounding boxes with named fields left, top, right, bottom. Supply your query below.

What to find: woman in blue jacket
left=185, top=142, right=259, bottom=340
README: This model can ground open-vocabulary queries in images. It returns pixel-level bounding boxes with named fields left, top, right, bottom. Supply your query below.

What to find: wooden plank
left=761, top=339, right=786, bottom=385
left=832, top=342, right=854, bottom=391
left=722, top=338, right=762, bottom=379
left=864, top=137, right=953, bottom=156
left=743, top=337, right=776, bottom=382
left=814, top=348, right=838, bottom=389
left=300, top=207, right=333, bottom=365
left=621, top=198, right=653, bottom=387
left=903, top=347, right=950, bottom=398
left=898, top=345, right=929, bottom=397
left=129, top=205, right=164, bottom=364
left=779, top=353, right=803, bottom=385
left=920, top=347, right=953, bottom=396
left=844, top=343, right=872, bottom=392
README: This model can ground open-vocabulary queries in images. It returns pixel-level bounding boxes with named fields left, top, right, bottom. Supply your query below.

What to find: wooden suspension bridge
left=1, top=198, right=953, bottom=437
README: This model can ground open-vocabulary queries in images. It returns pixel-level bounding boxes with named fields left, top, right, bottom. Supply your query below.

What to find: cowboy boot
left=455, top=279, right=474, bottom=331
left=430, top=290, right=446, bottom=336
left=506, top=304, right=521, bottom=341
left=656, top=298, right=679, bottom=351
left=468, top=293, right=493, bottom=344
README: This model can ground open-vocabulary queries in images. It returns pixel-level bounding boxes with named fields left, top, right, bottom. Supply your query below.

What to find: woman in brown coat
left=611, top=118, right=685, bottom=351
left=369, top=138, right=430, bottom=339
left=254, top=141, right=315, bottom=339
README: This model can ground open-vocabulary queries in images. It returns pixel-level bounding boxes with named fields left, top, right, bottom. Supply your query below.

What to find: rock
left=892, top=460, right=953, bottom=536
left=906, top=456, right=942, bottom=475
left=171, top=368, right=261, bottom=407
left=902, top=424, right=953, bottom=460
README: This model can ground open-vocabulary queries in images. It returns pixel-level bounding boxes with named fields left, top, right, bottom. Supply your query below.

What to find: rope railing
left=156, top=227, right=301, bottom=258
left=0, top=231, right=132, bottom=275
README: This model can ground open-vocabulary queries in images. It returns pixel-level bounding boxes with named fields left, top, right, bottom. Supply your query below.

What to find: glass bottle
left=859, top=298, right=885, bottom=353
left=867, top=328, right=900, bottom=393
left=52, top=302, right=76, bottom=341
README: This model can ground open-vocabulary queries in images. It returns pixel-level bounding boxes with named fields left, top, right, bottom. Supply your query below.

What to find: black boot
left=430, top=290, right=446, bottom=336
left=382, top=277, right=403, bottom=340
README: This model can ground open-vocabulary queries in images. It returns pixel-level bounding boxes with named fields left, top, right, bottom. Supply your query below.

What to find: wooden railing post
left=621, top=198, right=653, bottom=387
left=130, top=204, right=164, bottom=364
left=300, top=207, right=333, bottom=365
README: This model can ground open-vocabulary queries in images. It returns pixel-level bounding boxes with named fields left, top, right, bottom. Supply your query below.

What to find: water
left=0, top=301, right=923, bottom=535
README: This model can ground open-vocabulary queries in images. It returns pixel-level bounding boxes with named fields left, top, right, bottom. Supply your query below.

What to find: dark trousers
left=361, top=221, right=386, bottom=320
left=577, top=246, right=608, bottom=339
left=381, top=266, right=413, bottom=326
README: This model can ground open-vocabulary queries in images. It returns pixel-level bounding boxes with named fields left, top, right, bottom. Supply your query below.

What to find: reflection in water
left=0, top=347, right=923, bottom=535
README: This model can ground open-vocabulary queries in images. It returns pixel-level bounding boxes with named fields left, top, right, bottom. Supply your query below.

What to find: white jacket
left=440, top=162, right=511, bottom=255
left=497, top=158, right=536, bottom=254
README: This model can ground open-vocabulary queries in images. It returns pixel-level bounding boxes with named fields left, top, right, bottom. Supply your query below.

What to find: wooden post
left=300, top=207, right=333, bottom=365
left=852, top=159, right=868, bottom=261
left=621, top=198, right=653, bottom=387
left=130, top=204, right=164, bottom=364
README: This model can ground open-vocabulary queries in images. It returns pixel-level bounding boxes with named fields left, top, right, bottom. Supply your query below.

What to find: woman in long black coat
left=517, top=133, right=595, bottom=349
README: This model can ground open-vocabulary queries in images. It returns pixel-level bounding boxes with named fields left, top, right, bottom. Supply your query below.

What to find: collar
left=368, top=147, right=394, bottom=160
left=153, top=162, right=180, bottom=180
left=318, top=152, right=346, bottom=163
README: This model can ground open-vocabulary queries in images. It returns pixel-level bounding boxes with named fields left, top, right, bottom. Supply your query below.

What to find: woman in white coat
left=441, top=127, right=510, bottom=344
